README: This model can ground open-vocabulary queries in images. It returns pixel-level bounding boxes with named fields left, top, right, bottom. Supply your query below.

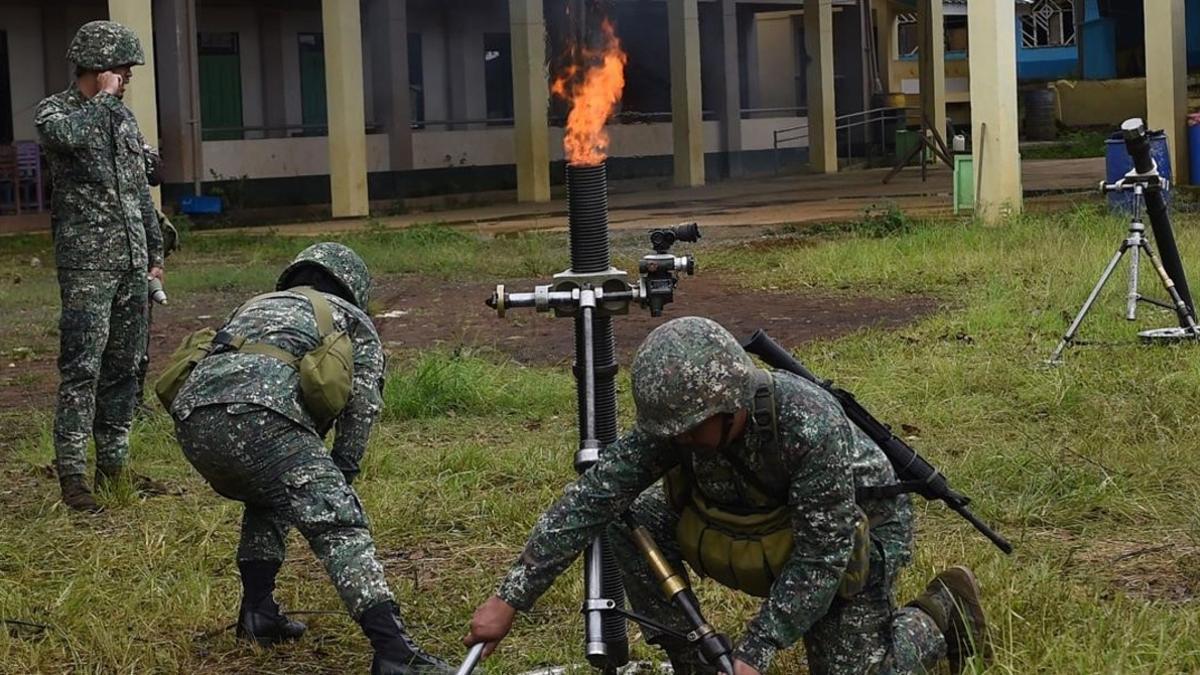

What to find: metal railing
left=742, top=106, right=807, bottom=119
left=772, top=106, right=919, bottom=172
left=200, top=123, right=383, bottom=140
left=200, top=109, right=728, bottom=138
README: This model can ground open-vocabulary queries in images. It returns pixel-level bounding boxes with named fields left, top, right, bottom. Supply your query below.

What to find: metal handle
left=455, top=643, right=486, bottom=675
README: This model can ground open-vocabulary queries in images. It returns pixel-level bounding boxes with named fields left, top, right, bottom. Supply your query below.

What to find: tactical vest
left=156, top=287, right=354, bottom=431
left=663, top=369, right=873, bottom=599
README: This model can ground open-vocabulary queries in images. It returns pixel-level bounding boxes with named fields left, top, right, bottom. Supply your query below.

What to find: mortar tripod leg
left=1127, top=238, right=1141, bottom=320
left=1049, top=244, right=1130, bottom=362
left=1142, top=242, right=1200, bottom=337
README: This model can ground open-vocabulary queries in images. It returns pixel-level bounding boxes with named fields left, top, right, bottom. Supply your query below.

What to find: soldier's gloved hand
left=464, top=595, right=516, bottom=659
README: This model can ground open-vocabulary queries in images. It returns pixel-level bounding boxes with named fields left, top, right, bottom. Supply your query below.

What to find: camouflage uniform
left=37, top=21, right=163, bottom=481
left=496, top=318, right=948, bottom=675
left=135, top=145, right=178, bottom=410
left=170, top=244, right=391, bottom=620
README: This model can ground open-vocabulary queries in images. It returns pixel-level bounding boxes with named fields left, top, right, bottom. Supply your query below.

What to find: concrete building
left=1, top=0, right=1191, bottom=227
left=0, top=0, right=885, bottom=215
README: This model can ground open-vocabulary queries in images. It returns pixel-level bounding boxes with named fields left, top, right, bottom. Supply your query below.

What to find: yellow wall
left=890, top=59, right=970, bottom=103
left=1050, top=78, right=1148, bottom=127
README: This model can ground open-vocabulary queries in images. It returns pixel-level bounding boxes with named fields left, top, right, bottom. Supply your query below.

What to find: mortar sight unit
left=486, top=222, right=700, bottom=319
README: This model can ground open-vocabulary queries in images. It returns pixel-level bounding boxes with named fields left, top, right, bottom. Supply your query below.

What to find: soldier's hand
left=149, top=266, right=164, bottom=281
left=732, top=659, right=760, bottom=675
left=98, top=71, right=124, bottom=96
left=464, top=595, right=516, bottom=658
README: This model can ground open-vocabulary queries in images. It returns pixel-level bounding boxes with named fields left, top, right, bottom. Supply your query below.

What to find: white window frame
left=1021, top=0, right=1077, bottom=48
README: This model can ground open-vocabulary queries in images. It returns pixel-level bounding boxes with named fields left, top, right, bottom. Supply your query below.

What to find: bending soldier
left=169, top=243, right=453, bottom=675
left=36, top=20, right=167, bottom=512
left=466, top=317, right=989, bottom=675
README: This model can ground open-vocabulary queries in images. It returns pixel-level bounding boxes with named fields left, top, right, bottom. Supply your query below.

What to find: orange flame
left=551, top=19, right=627, bottom=166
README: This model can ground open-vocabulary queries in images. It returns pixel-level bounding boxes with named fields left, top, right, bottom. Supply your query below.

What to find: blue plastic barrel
left=1105, top=130, right=1172, bottom=213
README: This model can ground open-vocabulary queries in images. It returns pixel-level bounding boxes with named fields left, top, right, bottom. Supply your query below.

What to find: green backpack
left=155, top=287, right=355, bottom=430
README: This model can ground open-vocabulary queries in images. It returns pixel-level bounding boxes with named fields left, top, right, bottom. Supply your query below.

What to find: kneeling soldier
left=169, top=243, right=452, bottom=674
left=466, top=317, right=988, bottom=674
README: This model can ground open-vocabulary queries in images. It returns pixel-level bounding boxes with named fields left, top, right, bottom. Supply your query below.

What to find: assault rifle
left=742, top=330, right=1013, bottom=555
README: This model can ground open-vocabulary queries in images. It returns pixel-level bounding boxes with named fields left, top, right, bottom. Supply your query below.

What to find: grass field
left=1020, top=130, right=1109, bottom=161
left=3, top=206, right=1200, bottom=673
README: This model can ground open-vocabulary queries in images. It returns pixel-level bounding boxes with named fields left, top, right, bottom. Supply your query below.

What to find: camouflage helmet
left=277, top=242, right=372, bottom=309
left=67, top=21, right=145, bottom=71
left=631, top=317, right=757, bottom=438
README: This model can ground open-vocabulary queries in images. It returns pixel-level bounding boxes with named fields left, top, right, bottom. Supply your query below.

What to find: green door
left=198, top=32, right=244, bottom=141
left=298, top=33, right=327, bottom=135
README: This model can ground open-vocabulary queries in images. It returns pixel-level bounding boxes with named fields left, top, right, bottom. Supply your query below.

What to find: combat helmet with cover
left=631, top=316, right=758, bottom=438
left=67, top=21, right=145, bottom=71
left=277, top=242, right=372, bottom=310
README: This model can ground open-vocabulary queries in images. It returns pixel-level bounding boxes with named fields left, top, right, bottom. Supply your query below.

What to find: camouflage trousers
left=134, top=299, right=154, bottom=409
left=175, top=404, right=394, bottom=620
left=606, top=487, right=947, bottom=675
left=54, top=268, right=147, bottom=478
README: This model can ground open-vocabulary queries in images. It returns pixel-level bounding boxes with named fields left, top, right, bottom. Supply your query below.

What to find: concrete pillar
left=259, top=8, right=289, bottom=140
left=1145, top=0, right=1189, bottom=185
left=968, top=0, right=1022, bottom=223
left=668, top=0, right=705, bottom=187
left=152, top=0, right=198, bottom=189
left=717, top=0, right=743, bottom=177
left=321, top=0, right=370, bottom=218
left=445, top=11, right=486, bottom=129
left=509, top=0, right=550, bottom=202
left=153, top=0, right=202, bottom=191
left=753, top=12, right=797, bottom=112
left=873, top=0, right=895, bottom=95
left=108, top=0, right=161, bottom=206
left=917, top=0, right=947, bottom=138
left=743, top=10, right=761, bottom=110
left=368, top=0, right=413, bottom=171
left=804, top=0, right=837, bottom=173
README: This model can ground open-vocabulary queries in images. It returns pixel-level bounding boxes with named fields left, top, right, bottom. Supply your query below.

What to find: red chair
left=16, top=141, right=44, bottom=212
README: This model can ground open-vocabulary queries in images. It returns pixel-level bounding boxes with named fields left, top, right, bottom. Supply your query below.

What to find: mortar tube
left=1123, top=119, right=1194, bottom=319
left=567, top=162, right=629, bottom=669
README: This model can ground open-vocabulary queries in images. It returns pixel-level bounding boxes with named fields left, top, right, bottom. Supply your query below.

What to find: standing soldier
left=168, top=243, right=453, bottom=675
left=465, top=317, right=989, bottom=675
left=36, top=20, right=166, bottom=512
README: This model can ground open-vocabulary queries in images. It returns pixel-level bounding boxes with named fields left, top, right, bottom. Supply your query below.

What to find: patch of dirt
left=373, top=273, right=942, bottom=366
left=0, top=274, right=941, bottom=426
left=0, top=289, right=245, bottom=421
left=1062, top=532, right=1200, bottom=603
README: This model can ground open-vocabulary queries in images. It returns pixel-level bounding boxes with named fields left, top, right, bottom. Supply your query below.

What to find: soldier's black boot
left=59, top=475, right=102, bottom=513
left=359, top=601, right=455, bottom=675
left=909, top=566, right=990, bottom=674
left=236, top=560, right=307, bottom=646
